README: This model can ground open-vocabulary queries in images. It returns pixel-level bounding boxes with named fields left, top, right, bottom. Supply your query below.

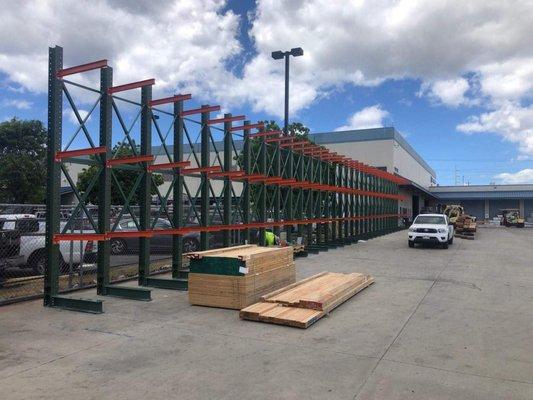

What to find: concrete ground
left=0, top=228, right=532, bottom=400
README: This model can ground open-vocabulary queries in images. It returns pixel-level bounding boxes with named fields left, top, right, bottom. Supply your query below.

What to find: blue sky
left=1, top=0, right=532, bottom=185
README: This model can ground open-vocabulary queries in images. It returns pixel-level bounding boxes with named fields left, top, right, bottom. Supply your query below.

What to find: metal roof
left=435, top=191, right=533, bottom=200
left=400, top=180, right=439, bottom=199
left=430, top=184, right=533, bottom=192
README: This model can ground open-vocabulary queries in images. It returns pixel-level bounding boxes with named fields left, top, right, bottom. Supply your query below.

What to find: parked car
left=0, top=227, right=24, bottom=280
left=408, top=213, right=454, bottom=249
left=0, top=214, right=97, bottom=274
left=109, top=218, right=224, bottom=255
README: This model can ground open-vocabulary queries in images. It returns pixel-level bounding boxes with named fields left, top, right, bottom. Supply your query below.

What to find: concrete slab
left=384, top=302, right=533, bottom=383
left=355, top=359, right=533, bottom=400
left=0, top=228, right=532, bottom=399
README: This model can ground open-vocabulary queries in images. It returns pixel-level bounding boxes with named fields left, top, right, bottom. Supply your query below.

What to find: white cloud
left=419, top=78, right=471, bottom=107
left=0, top=0, right=532, bottom=136
left=1, top=99, right=32, bottom=109
left=67, top=109, right=90, bottom=124
left=335, top=105, right=389, bottom=131
left=457, top=102, right=533, bottom=157
left=494, top=169, right=533, bottom=184
left=0, top=0, right=241, bottom=101
left=478, top=58, right=533, bottom=103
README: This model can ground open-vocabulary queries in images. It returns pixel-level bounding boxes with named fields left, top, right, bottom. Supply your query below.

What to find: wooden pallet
left=240, top=272, right=374, bottom=328
left=455, top=232, right=475, bottom=240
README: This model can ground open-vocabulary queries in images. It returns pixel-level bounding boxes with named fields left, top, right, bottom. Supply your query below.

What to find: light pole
left=271, top=47, right=303, bottom=135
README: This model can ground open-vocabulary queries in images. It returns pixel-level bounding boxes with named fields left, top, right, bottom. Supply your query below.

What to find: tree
left=234, top=120, right=312, bottom=171
left=0, top=118, right=47, bottom=203
left=77, top=144, right=164, bottom=205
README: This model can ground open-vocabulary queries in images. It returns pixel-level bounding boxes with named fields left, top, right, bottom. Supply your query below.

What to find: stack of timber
left=455, top=215, right=477, bottom=239
left=240, top=271, right=374, bottom=328
left=187, top=245, right=295, bottom=310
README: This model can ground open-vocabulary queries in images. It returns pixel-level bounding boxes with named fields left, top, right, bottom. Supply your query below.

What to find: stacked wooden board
left=455, top=215, right=477, bottom=239
left=187, top=245, right=295, bottom=310
left=240, top=271, right=374, bottom=328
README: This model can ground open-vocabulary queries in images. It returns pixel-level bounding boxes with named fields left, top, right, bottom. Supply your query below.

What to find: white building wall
left=324, top=140, right=394, bottom=171
left=392, top=143, right=434, bottom=187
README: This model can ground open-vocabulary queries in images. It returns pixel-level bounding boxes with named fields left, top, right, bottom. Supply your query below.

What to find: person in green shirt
left=265, top=230, right=277, bottom=246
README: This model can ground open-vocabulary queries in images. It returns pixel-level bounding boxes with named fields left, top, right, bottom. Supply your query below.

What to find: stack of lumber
left=240, top=271, right=374, bottom=328
left=187, top=245, right=295, bottom=310
left=455, top=215, right=476, bottom=239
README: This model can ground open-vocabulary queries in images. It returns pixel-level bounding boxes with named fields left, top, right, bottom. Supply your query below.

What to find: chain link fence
left=0, top=202, right=244, bottom=305
left=0, top=203, right=184, bottom=305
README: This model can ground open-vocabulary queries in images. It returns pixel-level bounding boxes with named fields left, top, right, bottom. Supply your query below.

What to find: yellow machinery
left=443, top=204, right=464, bottom=226
left=501, top=209, right=525, bottom=228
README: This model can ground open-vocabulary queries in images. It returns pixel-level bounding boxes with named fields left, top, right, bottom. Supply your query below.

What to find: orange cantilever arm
left=52, top=233, right=107, bottom=244
left=147, top=161, right=190, bottom=172
left=57, top=59, right=108, bottom=78
left=106, top=155, right=154, bottom=167
left=208, top=115, right=246, bottom=125
left=149, top=94, right=192, bottom=107
left=54, top=146, right=107, bottom=162
left=181, top=166, right=222, bottom=174
left=108, top=79, right=155, bottom=94
left=208, top=170, right=246, bottom=178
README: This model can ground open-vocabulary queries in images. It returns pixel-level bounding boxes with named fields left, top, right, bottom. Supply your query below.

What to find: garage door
left=489, top=199, right=519, bottom=218
left=524, top=199, right=533, bottom=221
left=461, top=200, right=485, bottom=220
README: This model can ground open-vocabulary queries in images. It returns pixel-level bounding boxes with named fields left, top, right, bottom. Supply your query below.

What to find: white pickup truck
left=0, top=214, right=97, bottom=275
left=408, top=213, right=454, bottom=249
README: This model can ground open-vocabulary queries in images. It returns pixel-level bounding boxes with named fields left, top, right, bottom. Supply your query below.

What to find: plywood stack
left=240, top=271, right=374, bottom=328
left=187, top=245, right=295, bottom=310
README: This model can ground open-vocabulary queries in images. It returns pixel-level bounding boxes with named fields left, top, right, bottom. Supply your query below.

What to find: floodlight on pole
left=271, top=47, right=304, bottom=135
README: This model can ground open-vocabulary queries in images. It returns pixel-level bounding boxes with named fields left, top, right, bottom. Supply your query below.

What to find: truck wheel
left=110, top=239, right=127, bottom=255
left=408, top=241, right=414, bottom=248
left=29, top=250, right=69, bottom=275
left=29, top=250, right=47, bottom=275
left=442, top=242, right=449, bottom=249
left=448, top=236, right=453, bottom=245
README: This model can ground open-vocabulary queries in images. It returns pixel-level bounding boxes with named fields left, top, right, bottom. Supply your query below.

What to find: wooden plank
left=268, top=273, right=347, bottom=306
left=240, top=272, right=375, bottom=328
left=188, top=263, right=296, bottom=309
left=298, top=273, right=366, bottom=310
left=186, top=244, right=256, bottom=259
left=239, top=302, right=280, bottom=321
left=261, top=272, right=329, bottom=301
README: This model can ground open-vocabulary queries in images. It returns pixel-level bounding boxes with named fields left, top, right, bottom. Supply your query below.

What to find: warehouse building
left=429, top=184, right=533, bottom=221
left=311, top=128, right=438, bottom=221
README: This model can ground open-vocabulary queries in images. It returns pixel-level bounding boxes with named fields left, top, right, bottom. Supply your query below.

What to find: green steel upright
left=200, top=106, right=210, bottom=250
left=243, top=121, right=251, bottom=243
left=223, top=114, right=232, bottom=247
left=97, top=66, right=112, bottom=295
left=138, top=85, right=152, bottom=286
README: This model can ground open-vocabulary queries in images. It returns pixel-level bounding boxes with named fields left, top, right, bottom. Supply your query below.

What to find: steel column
left=44, top=46, right=63, bottom=307
left=200, top=106, right=210, bottom=250
left=138, top=85, right=152, bottom=286
left=97, top=66, right=112, bottom=295
left=223, top=113, right=232, bottom=247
